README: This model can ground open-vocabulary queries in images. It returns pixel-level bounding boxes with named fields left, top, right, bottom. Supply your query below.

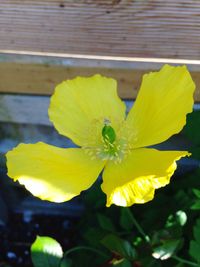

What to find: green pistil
left=102, top=124, right=116, bottom=144
left=101, top=123, right=119, bottom=159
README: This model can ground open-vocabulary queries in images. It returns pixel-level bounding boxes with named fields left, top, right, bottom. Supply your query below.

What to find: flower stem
left=172, top=255, right=200, bottom=267
left=126, top=208, right=150, bottom=243
left=64, top=245, right=108, bottom=259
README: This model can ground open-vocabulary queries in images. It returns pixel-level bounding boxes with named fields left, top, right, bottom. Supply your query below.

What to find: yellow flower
left=6, top=64, right=195, bottom=207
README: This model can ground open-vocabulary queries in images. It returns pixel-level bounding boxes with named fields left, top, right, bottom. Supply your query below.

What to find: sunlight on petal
left=6, top=142, right=105, bottom=202
left=18, top=176, right=75, bottom=203
left=101, top=148, right=190, bottom=207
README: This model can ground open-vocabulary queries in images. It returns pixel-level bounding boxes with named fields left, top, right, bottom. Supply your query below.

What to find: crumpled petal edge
left=105, top=151, right=191, bottom=207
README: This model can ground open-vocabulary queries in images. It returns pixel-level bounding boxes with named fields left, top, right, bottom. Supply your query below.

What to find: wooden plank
left=0, top=53, right=200, bottom=101
left=0, top=0, right=200, bottom=59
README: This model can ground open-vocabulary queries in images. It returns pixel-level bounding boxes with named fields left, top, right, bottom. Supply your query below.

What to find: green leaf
left=189, top=219, right=200, bottom=262
left=31, top=236, right=63, bottom=267
left=83, top=182, right=106, bottom=208
left=193, top=219, right=200, bottom=244
left=191, top=200, right=200, bottom=210
left=97, top=213, right=116, bottom=232
left=101, top=234, right=137, bottom=261
left=119, top=208, right=134, bottom=231
left=165, top=210, right=187, bottom=228
left=193, top=189, right=200, bottom=199
left=60, top=258, right=73, bottom=267
left=152, top=239, right=182, bottom=260
left=189, top=241, right=200, bottom=263
left=183, top=111, right=200, bottom=145
left=83, top=227, right=107, bottom=247
left=176, top=211, right=187, bottom=226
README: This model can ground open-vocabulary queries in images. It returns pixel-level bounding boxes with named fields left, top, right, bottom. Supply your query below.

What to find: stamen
left=82, top=117, right=134, bottom=164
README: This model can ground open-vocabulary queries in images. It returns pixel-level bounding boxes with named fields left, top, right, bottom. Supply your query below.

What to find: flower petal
left=49, top=75, right=126, bottom=147
left=124, top=65, right=195, bottom=148
left=6, top=142, right=104, bottom=203
left=101, top=148, right=190, bottom=207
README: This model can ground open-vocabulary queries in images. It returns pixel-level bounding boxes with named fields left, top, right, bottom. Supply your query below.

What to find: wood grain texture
left=0, top=0, right=200, bottom=59
left=0, top=53, right=200, bottom=101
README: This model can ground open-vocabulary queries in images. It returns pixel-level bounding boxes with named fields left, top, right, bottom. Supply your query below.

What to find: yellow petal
left=101, top=148, right=190, bottom=207
left=49, top=75, right=126, bottom=147
left=6, top=142, right=104, bottom=203
left=123, top=65, right=195, bottom=148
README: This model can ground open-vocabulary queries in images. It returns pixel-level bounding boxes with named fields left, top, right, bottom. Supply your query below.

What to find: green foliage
left=191, top=189, right=200, bottom=210
left=119, top=208, right=134, bottom=231
left=97, top=213, right=116, bottom=232
left=101, top=234, right=137, bottom=261
left=109, top=259, right=132, bottom=267
left=165, top=210, right=187, bottom=227
left=152, top=239, right=182, bottom=260
left=183, top=110, right=200, bottom=160
left=60, top=258, right=73, bottom=267
left=189, top=219, right=200, bottom=263
left=31, top=236, right=63, bottom=267
left=183, top=111, right=200, bottom=146
left=29, top=110, right=200, bottom=267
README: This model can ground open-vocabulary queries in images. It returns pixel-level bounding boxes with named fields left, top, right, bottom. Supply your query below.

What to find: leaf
left=166, top=210, right=187, bottom=228
left=191, top=200, right=200, bottom=210
left=111, top=258, right=132, bottom=267
left=97, top=213, right=116, bottom=232
left=183, top=111, right=200, bottom=145
left=101, top=234, right=137, bottom=261
left=190, top=241, right=200, bottom=262
left=191, top=187, right=200, bottom=210
left=31, top=236, right=63, bottom=267
left=60, top=258, right=73, bottom=267
left=189, top=219, right=200, bottom=263
left=193, top=189, right=200, bottom=198
left=175, top=211, right=187, bottom=226
left=83, top=227, right=107, bottom=247
left=83, top=181, right=106, bottom=208
left=152, top=239, right=182, bottom=260
left=193, top=219, right=200, bottom=244
left=119, top=208, right=134, bottom=231
left=191, top=201, right=200, bottom=210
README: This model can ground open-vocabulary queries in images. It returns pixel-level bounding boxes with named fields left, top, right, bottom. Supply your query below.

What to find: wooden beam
left=0, top=53, right=200, bottom=101
left=0, top=95, right=50, bottom=126
left=0, top=0, right=200, bottom=59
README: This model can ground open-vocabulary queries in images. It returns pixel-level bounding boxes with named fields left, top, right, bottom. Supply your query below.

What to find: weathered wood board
left=0, top=95, right=50, bottom=125
left=0, top=0, right=200, bottom=59
left=0, top=53, right=200, bottom=101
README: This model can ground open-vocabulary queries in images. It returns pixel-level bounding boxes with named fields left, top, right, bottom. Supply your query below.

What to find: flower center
left=83, top=118, right=132, bottom=163
left=98, top=119, right=131, bottom=163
